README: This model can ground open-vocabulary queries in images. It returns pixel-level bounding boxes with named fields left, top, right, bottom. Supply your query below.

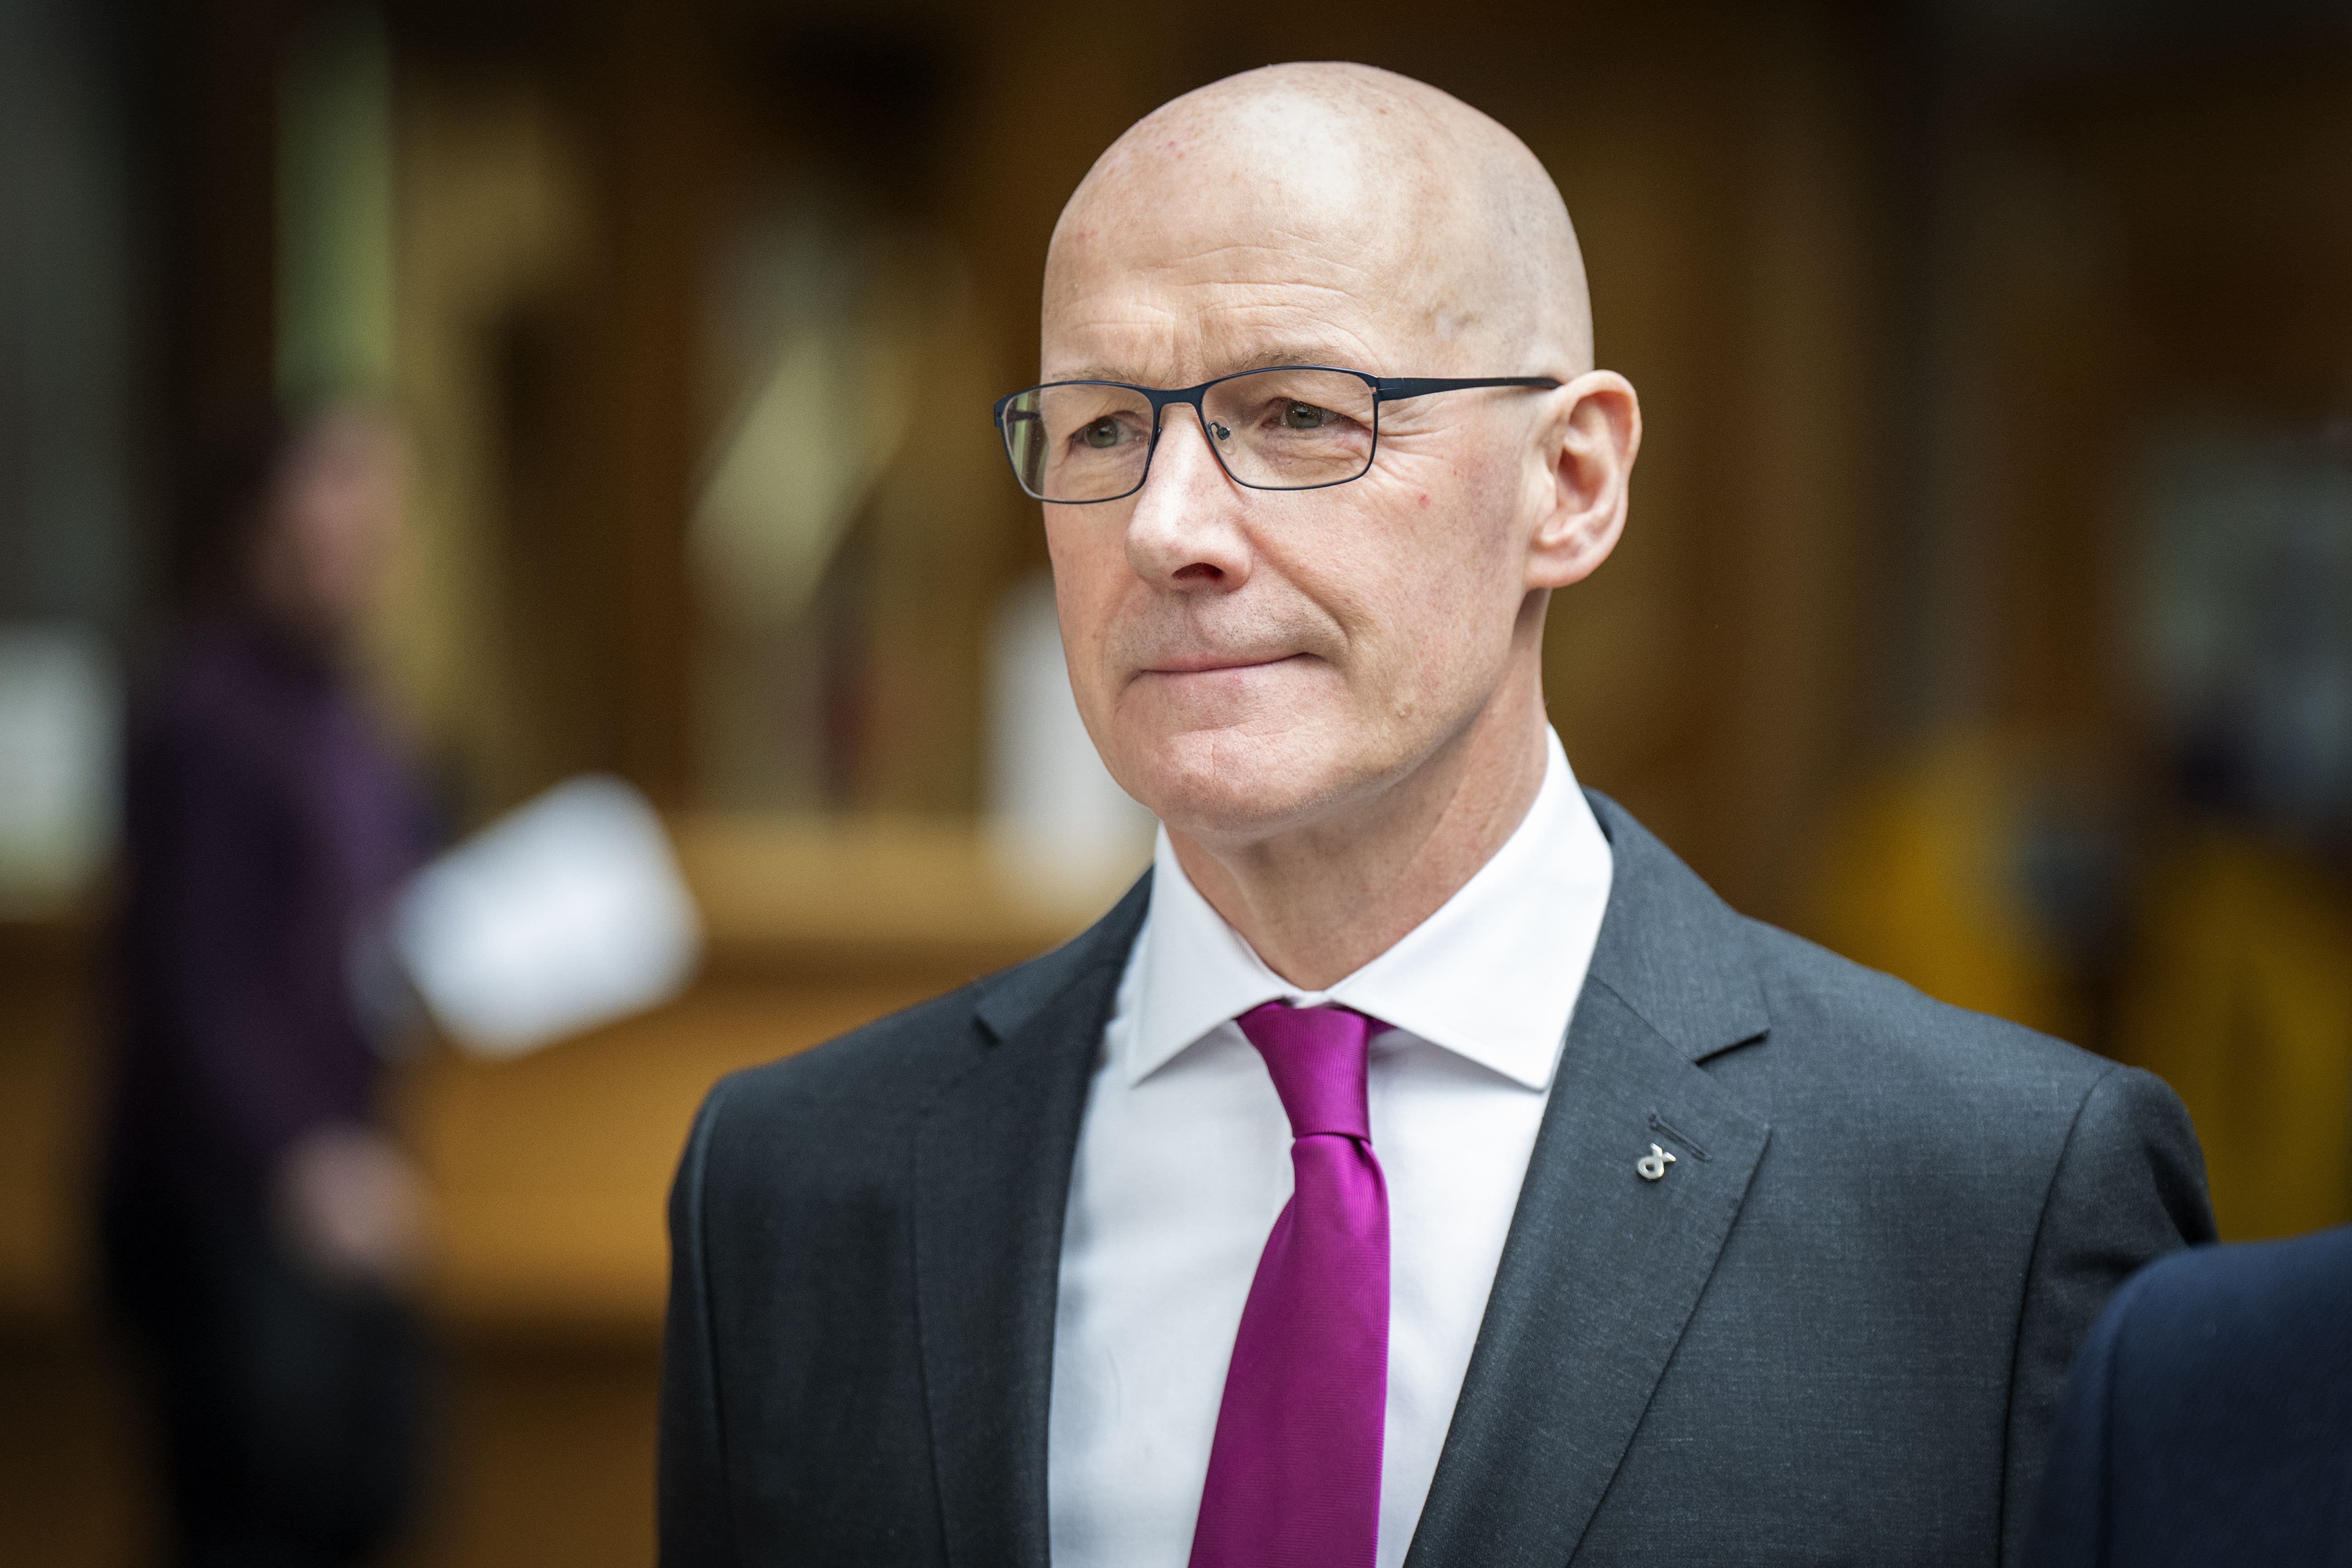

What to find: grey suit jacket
left=658, top=793, right=2213, bottom=1566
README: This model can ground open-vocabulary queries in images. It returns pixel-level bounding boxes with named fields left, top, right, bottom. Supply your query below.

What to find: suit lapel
left=1405, top=794, right=1774, bottom=1567
left=913, top=876, right=1150, bottom=1568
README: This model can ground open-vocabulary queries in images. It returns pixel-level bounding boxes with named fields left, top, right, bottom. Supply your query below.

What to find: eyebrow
left=1054, top=344, right=1374, bottom=386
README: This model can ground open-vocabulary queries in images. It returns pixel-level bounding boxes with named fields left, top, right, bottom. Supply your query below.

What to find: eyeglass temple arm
left=1374, top=375, right=1563, bottom=403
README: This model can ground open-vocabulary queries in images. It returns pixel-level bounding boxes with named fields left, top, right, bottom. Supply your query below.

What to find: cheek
left=1427, top=460, right=1532, bottom=631
left=1374, top=460, right=1524, bottom=603
left=1042, top=515, right=1121, bottom=697
left=1330, top=484, right=1525, bottom=719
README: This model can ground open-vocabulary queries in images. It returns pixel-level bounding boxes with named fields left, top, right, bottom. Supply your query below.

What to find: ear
left=1524, top=370, right=1640, bottom=591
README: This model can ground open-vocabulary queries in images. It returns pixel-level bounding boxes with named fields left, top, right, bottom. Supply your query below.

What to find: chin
left=1107, top=723, right=1364, bottom=847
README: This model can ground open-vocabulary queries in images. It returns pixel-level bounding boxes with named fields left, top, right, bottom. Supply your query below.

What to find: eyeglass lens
left=1002, top=368, right=1378, bottom=502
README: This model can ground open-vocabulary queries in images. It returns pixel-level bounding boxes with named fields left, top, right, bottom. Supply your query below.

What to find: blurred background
left=3, top=0, right=2350, bottom=1562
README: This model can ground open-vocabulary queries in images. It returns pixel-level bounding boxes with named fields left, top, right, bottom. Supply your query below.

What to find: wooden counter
left=409, top=813, right=1133, bottom=1333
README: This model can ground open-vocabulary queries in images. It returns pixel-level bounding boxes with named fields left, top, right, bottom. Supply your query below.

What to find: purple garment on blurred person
left=106, top=621, right=433, bottom=1208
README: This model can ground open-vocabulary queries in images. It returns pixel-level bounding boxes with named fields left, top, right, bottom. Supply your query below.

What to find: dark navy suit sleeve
left=2001, top=1065, right=2214, bottom=1565
left=2025, top=1224, right=2352, bottom=1568
left=660, top=1078, right=740, bottom=1568
left=2020, top=1255, right=2150, bottom=1567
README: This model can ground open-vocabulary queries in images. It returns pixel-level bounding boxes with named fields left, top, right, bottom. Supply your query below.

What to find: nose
left=1124, top=403, right=1252, bottom=591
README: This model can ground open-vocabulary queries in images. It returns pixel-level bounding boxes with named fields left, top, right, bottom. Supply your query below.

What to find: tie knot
left=1234, top=1002, right=1375, bottom=1142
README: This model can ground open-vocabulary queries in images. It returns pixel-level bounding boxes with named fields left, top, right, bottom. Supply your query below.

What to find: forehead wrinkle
left=1047, top=249, right=1403, bottom=373
left=1053, top=214, right=1393, bottom=299
left=1129, top=237, right=1381, bottom=278
left=1047, top=261, right=1393, bottom=377
left=1056, top=336, right=1388, bottom=386
left=1049, top=290, right=1366, bottom=348
left=1047, top=321, right=1387, bottom=387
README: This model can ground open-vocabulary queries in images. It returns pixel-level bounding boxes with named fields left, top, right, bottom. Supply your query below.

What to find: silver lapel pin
left=1637, top=1143, right=1676, bottom=1181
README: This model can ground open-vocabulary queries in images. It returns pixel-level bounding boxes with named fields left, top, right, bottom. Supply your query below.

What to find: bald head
left=1046, top=63, right=1590, bottom=378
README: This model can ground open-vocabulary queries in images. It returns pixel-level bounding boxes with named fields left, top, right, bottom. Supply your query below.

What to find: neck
left=1166, top=656, right=1553, bottom=991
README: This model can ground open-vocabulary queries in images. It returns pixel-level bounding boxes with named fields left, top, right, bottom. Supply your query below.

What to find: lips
left=1140, top=653, right=1304, bottom=676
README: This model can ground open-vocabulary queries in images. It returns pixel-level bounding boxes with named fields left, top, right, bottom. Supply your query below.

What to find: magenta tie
left=1189, top=1002, right=1389, bottom=1568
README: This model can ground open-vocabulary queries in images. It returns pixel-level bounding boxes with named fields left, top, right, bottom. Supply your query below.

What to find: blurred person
left=100, top=402, right=436, bottom=1567
left=2024, top=1224, right=2352, bottom=1564
left=658, top=65, right=2213, bottom=1567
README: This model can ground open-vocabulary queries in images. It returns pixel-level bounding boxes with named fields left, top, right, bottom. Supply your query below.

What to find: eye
left=1280, top=401, right=1341, bottom=430
left=1081, top=416, right=1126, bottom=449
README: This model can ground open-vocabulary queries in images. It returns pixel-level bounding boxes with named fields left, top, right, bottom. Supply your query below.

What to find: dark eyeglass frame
left=990, top=364, right=1563, bottom=504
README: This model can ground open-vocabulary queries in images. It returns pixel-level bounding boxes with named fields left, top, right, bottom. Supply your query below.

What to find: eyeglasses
left=991, top=364, right=1561, bottom=504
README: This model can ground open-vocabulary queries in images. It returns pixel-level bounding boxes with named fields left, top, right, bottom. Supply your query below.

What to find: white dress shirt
left=1047, top=728, right=1614, bottom=1568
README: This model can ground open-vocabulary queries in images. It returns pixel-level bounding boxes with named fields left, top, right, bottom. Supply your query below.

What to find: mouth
left=1139, top=652, right=1307, bottom=677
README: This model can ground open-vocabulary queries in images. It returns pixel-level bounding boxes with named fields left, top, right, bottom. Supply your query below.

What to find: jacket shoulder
left=703, top=983, right=984, bottom=1134
left=1718, top=915, right=2212, bottom=1224
left=1739, top=915, right=2117, bottom=1103
left=687, top=870, right=1152, bottom=1171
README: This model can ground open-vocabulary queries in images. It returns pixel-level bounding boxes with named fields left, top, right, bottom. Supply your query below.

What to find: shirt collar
left=1128, top=728, right=1614, bottom=1092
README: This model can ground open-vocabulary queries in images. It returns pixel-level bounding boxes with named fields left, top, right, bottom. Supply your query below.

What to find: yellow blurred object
left=1809, top=732, right=2083, bottom=1041
left=2115, top=833, right=2352, bottom=1240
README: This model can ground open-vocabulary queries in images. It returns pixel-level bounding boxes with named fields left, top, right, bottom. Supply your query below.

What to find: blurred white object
left=393, top=774, right=702, bottom=1060
left=0, top=623, right=118, bottom=910
left=985, top=571, right=1156, bottom=910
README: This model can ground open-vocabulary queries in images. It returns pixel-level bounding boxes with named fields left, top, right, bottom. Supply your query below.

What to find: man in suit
left=2024, top=1224, right=2352, bottom=1566
left=659, top=63, right=2213, bottom=1567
